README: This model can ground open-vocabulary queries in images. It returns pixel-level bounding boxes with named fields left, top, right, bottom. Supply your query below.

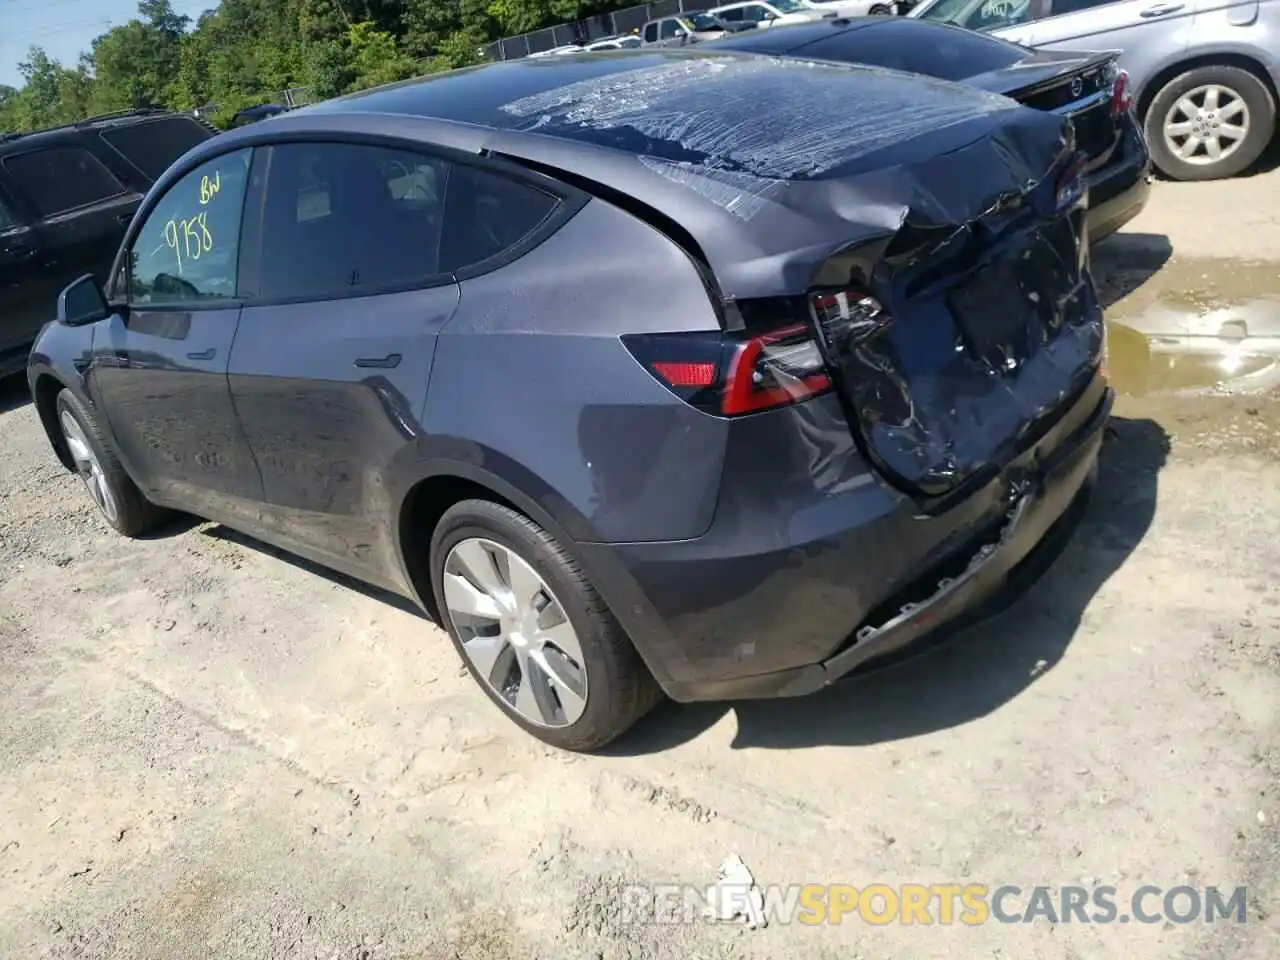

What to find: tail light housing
left=1110, top=68, right=1132, bottom=119
left=623, top=313, right=833, bottom=418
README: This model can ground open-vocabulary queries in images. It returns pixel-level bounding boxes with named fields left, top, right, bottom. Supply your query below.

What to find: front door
left=227, top=141, right=460, bottom=584
left=89, top=147, right=263, bottom=521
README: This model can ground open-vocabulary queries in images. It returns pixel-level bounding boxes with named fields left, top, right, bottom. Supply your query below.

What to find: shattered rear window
left=499, top=57, right=1016, bottom=182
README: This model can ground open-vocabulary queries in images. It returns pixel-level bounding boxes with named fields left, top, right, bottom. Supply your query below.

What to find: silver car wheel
left=1162, top=83, right=1250, bottom=167
left=59, top=409, right=119, bottom=525
left=442, top=537, right=589, bottom=728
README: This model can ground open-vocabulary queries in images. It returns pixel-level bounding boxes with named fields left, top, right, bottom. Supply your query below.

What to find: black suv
left=0, top=109, right=215, bottom=378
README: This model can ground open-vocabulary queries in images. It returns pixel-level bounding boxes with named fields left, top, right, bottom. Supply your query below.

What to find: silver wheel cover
left=442, top=538, right=589, bottom=727
left=60, top=410, right=119, bottom=525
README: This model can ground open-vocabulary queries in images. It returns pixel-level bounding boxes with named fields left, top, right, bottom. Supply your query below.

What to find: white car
left=709, top=0, right=828, bottom=28
left=583, top=35, right=643, bottom=50
left=800, top=0, right=899, bottom=16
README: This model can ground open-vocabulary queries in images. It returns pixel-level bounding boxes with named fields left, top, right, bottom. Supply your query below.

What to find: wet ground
left=1090, top=160, right=1280, bottom=459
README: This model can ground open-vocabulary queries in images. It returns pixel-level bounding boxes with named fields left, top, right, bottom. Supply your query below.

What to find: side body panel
left=415, top=196, right=728, bottom=550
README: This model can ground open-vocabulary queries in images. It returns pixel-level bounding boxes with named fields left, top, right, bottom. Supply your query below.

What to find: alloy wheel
left=1162, top=84, right=1250, bottom=167
left=59, top=410, right=119, bottom=525
left=442, top=537, right=589, bottom=727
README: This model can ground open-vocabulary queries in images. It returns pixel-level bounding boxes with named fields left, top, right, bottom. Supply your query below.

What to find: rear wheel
left=869, top=3, right=893, bottom=12
left=429, top=499, right=661, bottom=752
left=1144, top=65, right=1275, bottom=181
left=55, top=388, right=170, bottom=537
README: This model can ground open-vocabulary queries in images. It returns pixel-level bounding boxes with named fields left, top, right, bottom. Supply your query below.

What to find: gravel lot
left=2, top=167, right=1279, bottom=960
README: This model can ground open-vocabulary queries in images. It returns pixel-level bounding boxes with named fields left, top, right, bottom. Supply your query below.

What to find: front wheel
left=869, top=3, right=893, bottom=13
left=55, top=389, right=170, bottom=537
left=429, top=499, right=661, bottom=752
left=1144, top=65, right=1276, bottom=181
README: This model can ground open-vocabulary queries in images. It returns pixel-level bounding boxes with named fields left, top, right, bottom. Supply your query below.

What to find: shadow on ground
left=199, top=523, right=433, bottom=621
left=612, top=416, right=1170, bottom=754
left=0, top=376, right=31, bottom=415
left=1091, top=232, right=1173, bottom=308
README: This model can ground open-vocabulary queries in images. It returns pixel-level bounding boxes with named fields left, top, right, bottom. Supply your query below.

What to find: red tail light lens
left=1110, top=69, right=1132, bottom=119
left=722, top=324, right=831, bottom=416
left=623, top=318, right=832, bottom=418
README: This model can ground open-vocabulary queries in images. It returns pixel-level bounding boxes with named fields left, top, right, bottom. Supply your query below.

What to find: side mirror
left=57, top=274, right=110, bottom=327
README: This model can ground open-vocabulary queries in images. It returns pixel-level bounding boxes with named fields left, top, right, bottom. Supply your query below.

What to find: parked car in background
left=801, top=0, right=904, bottom=17
left=30, top=50, right=1109, bottom=750
left=910, top=0, right=1280, bottom=181
left=0, top=109, right=215, bottom=379
left=714, top=17, right=1150, bottom=240
left=583, top=34, right=643, bottom=50
left=232, top=103, right=291, bottom=126
left=710, top=0, right=829, bottom=28
left=641, top=12, right=749, bottom=45
left=528, top=43, right=587, bottom=57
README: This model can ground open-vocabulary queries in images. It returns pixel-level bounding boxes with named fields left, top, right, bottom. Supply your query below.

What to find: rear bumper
left=578, top=375, right=1112, bottom=701
left=1085, top=117, right=1151, bottom=243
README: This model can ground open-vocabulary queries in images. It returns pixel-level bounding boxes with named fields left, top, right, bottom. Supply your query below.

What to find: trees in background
left=0, top=0, right=616, bottom=133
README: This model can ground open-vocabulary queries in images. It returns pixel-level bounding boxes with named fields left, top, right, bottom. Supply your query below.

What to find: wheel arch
left=393, top=459, right=597, bottom=624
left=31, top=370, right=75, bottom=472
left=1135, top=50, right=1279, bottom=123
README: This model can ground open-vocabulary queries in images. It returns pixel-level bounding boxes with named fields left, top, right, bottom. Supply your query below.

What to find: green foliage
left=0, top=0, right=638, bottom=135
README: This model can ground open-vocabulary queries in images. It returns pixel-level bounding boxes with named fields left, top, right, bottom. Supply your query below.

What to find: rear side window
left=718, top=7, right=745, bottom=20
left=802, top=20, right=1026, bottom=80
left=100, top=117, right=212, bottom=181
left=2, top=147, right=127, bottom=218
left=439, top=166, right=558, bottom=274
left=643, top=22, right=658, bottom=41
left=258, top=142, right=449, bottom=301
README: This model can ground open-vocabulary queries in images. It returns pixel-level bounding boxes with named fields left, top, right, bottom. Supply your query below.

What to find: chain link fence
left=485, top=0, right=719, bottom=60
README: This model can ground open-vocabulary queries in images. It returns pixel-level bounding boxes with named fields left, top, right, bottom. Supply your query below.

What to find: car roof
left=0, top=109, right=205, bottom=156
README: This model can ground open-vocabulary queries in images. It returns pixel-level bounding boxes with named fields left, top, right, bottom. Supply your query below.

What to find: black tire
left=1144, top=65, right=1276, bottom=181
left=429, top=499, right=661, bottom=752
left=869, top=3, right=892, bottom=12
left=55, top=389, right=170, bottom=537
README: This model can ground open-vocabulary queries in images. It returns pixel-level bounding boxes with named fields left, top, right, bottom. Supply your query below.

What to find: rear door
left=1026, top=0, right=1194, bottom=78
left=1, top=143, right=139, bottom=353
left=226, top=140, right=461, bottom=583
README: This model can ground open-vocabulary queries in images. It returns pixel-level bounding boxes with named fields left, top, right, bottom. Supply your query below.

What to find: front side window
left=127, top=149, right=251, bottom=305
left=771, top=0, right=805, bottom=11
left=661, top=19, right=684, bottom=38
left=2, top=147, right=126, bottom=218
left=685, top=12, right=722, bottom=29
left=258, top=142, right=449, bottom=302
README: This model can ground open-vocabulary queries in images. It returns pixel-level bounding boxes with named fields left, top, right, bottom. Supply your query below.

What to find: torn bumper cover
left=664, top=377, right=1111, bottom=703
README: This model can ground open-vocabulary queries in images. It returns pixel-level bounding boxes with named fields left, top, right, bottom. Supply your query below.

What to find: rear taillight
left=623, top=318, right=832, bottom=417
left=1055, top=151, right=1089, bottom=212
left=722, top=324, right=830, bottom=416
left=1110, top=69, right=1132, bottom=119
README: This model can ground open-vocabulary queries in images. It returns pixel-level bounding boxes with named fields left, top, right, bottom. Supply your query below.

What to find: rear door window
left=718, top=7, right=745, bottom=20
left=0, top=195, right=19, bottom=232
left=257, top=142, right=450, bottom=302
left=439, top=166, right=559, bottom=274
left=100, top=117, right=212, bottom=182
left=2, top=147, right=127, bottom=218
left=643, top=22, right=659, bottom=41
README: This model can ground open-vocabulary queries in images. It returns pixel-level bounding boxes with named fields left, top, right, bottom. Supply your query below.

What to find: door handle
left=186, top=348, right=217, bottom=361
left=354, top=353, right=402, bottom=369
left=1140, top=3, right=1184, bottom=15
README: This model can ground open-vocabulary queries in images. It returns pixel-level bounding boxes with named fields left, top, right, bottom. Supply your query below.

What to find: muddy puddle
left=1091, top=247, right=1280, bottom=398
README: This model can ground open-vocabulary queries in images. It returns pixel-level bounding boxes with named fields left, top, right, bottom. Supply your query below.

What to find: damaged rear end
left=489, top=52, right=1110, bottom=692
